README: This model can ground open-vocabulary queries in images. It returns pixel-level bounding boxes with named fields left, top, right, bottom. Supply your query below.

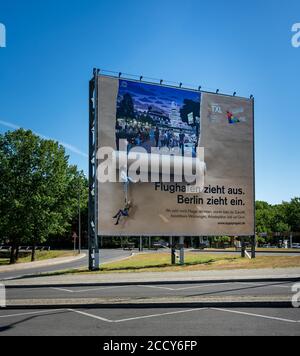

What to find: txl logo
left=211, top=105, right=222, bottom=114
left=0, top=23, right=6, bottom=48
left=292, top=23, right=300, bottom=48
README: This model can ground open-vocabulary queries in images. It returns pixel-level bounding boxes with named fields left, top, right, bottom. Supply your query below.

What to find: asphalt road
left=1, top=280, right=300, bottom=336
left=1, top=249, right=300, bottom=336
left=0, top=249, right=133, bottom=281
left=1, top=248, right=298, bottom=282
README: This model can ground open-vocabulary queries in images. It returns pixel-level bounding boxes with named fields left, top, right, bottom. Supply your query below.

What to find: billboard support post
left=241, top=237, right=246, bottom=258
left=251, top=96, right=256, bottom=259
left=179, top=237, right=185, bottom=265
left=251, top=235, right=256, bottom=259
left=171, top=237, right=176, bottom=265
left=88, top=69, right=100, bottom=271
left=139, top=236, right=143, bottom=252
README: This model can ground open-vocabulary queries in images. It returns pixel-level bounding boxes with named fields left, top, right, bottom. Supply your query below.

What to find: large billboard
left=96, top=75, right=254, bottom=236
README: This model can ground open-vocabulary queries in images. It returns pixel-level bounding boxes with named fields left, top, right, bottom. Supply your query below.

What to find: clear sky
left=0, top=0, right=299, bottom=204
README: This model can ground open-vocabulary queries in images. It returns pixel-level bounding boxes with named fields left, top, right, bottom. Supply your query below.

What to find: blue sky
left=0, top=0, right=299, bottom=204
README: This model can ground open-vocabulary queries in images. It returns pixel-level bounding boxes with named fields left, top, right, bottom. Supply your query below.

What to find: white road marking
left=52, top=285, right=131, bottom=293
left=114, top=308, right=207, bottom=323
left=237, top=282, right=293, bottom=289
left=138, top=281, right=266, bottom=291
left=69, top=308, right=207, bottom=323
left=174, top=282, right=233, bottom=291
left=212, top=308, right=300, bottom=323
left=0, top=309, right=65, bottom=319
left=137, top=285, right=175, bottom=291
left=138, top=282, right=233, bottom=291
left=1, top=306, right=298, bottom=326
left=51, top=281, right=295, bottom=294
left=74, top=285, right=130, bottom=293
left=52, top=287, right=74, bottom=293
left=68, top=309, right=113, bottom=322
left=1, top=275, right=23, bottom=281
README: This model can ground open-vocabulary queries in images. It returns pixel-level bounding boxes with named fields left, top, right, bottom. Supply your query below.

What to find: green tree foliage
left=255, top=201, right=273, bottom=234
left=271, top=203, right=290, bottom=233
left=0, top=129, right=88, bottom=263
left=255, top=199, right=300, bottom=242
left=117, top=93, right=135, bottom=119
left=179, top=99, right=200, bottom=124
left=286, top=198, right=300, bottom=232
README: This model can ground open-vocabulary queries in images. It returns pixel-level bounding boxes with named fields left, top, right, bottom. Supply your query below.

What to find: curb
left=4, top=297, right=293, bottom=309
left=4, top=276, right=300, bottom=289
left=0, top=253, right=86, bottom=273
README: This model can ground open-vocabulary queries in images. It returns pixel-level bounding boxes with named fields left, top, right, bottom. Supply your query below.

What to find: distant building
left=169, top=101, right=191, bottom=130
left=147, top=108, right=169, bottom=123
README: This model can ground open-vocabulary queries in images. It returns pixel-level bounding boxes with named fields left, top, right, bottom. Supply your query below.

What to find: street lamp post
left=78, top=188, right=81, bottom=255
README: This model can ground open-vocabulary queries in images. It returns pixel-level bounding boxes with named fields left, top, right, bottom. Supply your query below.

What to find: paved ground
left=1, top=306, right=300, bottom=336
left=4, top=266, right=299, bottom=287
left=1, top=279, right=300, bottom=336
left=0, top=249, right=133, bottom=281
left=1, top=248, right=298, bottom=282
left=3, top=279, right=298, bottom=301
left=1, top=249, right=300, bottom=336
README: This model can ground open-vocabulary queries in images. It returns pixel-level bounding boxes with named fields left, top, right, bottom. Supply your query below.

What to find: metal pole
left=78, top=189, right=81, bottom=255
left=179, top=236, right=184, bottom=265
left=171, top=236, right=176, bottom=265
left=241, top=237, right=246, bottom=258
left=251, top=235, right=256, bottom=259
left=251, top=96, right=256, bottom=259
left=139, top=236, right=143, bottom=252
left=88, top=69, right=100, bottom=270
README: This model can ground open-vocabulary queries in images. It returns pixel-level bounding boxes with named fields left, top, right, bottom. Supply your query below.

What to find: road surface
left=1, top=279, right=300, bottom=336
left=0, top=249, right=133, bottom=281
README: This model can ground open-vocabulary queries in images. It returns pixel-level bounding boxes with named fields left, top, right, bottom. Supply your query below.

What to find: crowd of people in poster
left=115, top=80, right=201, bottom=157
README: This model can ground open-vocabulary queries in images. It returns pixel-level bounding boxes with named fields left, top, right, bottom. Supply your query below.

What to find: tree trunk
left=31, top=245, right=36, bottom=262
left=15, top=245, right=20, bottom=262
left=10, top=244, right=16, bottom=264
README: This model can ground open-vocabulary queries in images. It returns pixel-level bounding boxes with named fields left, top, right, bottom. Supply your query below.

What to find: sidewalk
left=0, top=253, right=86, bottom=273
left=4, top=266, right=300, bottom=286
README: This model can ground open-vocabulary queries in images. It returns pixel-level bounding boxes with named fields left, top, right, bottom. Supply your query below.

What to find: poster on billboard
left=96, top=75, right=254, bottom=236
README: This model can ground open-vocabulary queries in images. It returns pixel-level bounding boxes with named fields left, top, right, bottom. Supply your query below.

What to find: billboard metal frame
left=88, top=69, right=256, bottom=269
left=88, top=69, right=100, bottom=270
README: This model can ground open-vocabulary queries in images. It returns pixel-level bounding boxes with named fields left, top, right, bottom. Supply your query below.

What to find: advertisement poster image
left=97, top=75, right=254, bottom=236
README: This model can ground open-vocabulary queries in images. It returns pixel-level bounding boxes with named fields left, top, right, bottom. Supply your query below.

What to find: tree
left=0, top=129, right=88, bottom=263
left=0, top=129, right=39, bottom=263
left=286, top=198, right=300, bottom=232
left=180, top=99, right=200, bottom=125
left=255, top=201, right=273, bottom=234
left=270, top=203, right=290, bottom=233
left=117, top=93, right=135, bottom=119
